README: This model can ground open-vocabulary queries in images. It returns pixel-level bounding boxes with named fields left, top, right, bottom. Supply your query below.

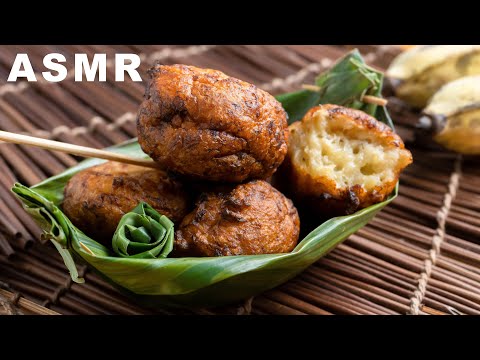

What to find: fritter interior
left=285, top=104, right=412, bottom=214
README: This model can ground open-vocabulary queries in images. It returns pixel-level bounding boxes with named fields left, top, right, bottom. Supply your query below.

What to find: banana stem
left=417, top=114, right=446, bottom=134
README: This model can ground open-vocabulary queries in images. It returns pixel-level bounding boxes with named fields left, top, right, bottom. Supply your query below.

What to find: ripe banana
left=419, top=75, right=480, bottom=154
left=387, top=45, right=480, bottom=108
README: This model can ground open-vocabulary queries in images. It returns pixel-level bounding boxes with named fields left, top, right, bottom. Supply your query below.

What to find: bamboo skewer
left=0, top=130, right=158, bottom=169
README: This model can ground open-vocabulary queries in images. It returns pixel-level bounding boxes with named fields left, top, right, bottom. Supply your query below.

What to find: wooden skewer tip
left=301, top=84, right=322, bottom=92
left=362, top=95, right=388, bottom=107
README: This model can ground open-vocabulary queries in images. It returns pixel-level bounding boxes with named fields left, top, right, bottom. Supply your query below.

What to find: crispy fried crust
left=281, top=104, right=412, bottom=215
left=62, top=162, right=191, bottom=244
left=174, top=180, right=300, bottom=257
left=137, top=64, right=288, bottom=182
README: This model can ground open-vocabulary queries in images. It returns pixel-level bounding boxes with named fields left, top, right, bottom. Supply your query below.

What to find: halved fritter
left=282, top=104, right=412, bottom=215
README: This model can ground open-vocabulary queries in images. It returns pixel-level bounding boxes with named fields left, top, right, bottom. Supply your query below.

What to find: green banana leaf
left=276, top=49, right=385, bottom=123
left=112, top=202, right=174, bottom=259
left=11, top=49, right=399, bottom=308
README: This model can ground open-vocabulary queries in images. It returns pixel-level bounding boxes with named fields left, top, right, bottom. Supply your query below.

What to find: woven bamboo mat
left=0, top=45, right=479, bottom=315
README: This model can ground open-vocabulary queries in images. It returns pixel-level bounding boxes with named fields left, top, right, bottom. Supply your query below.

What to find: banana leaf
left=276, top=49, right=385, bottom=123
left=11, top=50, right=399, bottom=308
left=112, top=202, right=174, bottom=259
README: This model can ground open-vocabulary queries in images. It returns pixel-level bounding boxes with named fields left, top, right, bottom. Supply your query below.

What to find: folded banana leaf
left=11, top=50, right=398, bottom=308
left=276, top=49, right=387, bottom=123
left=112, top=202, right=174, bottom=259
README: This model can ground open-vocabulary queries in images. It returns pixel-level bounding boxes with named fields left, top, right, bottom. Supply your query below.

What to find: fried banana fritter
left=62, top=161, right=190, bottom=244
left=174, top=180, right=300, bottom=257
left=137, top=64, right=289, bottom=182
left=281, top=104, right=412, bottom=215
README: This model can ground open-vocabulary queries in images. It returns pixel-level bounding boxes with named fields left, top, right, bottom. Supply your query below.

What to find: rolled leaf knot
left=112, top=202, right=174, bottom=259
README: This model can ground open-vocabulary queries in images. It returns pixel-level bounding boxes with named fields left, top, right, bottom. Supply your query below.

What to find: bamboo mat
left=0, top=45, right=479, bottom=315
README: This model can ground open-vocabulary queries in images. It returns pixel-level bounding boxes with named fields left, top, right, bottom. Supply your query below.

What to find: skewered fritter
left=281, top=104, right=412, bottom=215
left=62, top=161, right=190, bottom=244
left=137, top=64, right=289, bottom=182
left=174, top=180, right=300, bottom=257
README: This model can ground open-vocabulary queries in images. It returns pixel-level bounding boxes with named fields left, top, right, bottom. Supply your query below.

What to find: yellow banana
left=419, top=75, right=480, bottom=154
left=387, top=45, right=480, bottom=108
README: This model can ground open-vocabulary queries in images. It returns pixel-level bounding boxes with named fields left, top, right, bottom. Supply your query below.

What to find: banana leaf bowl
left=11, top=50, right=400, bottom=308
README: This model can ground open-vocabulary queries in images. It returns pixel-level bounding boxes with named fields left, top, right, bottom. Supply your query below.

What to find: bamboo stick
left=0, top=130, right=158, bottom=169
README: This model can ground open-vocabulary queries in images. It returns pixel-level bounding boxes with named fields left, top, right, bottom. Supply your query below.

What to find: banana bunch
left=387, top=45, right=480, bottom=108
left=419, top=76, right=480, bottom=155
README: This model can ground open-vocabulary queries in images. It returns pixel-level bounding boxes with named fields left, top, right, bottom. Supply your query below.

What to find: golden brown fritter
left=174, top=180, right=300, bottom=257
left=137, top=64, right=288, bottom=182
left=62, top=161, right=190, bottom=244
left=281, top=104, right=412, bottom=215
